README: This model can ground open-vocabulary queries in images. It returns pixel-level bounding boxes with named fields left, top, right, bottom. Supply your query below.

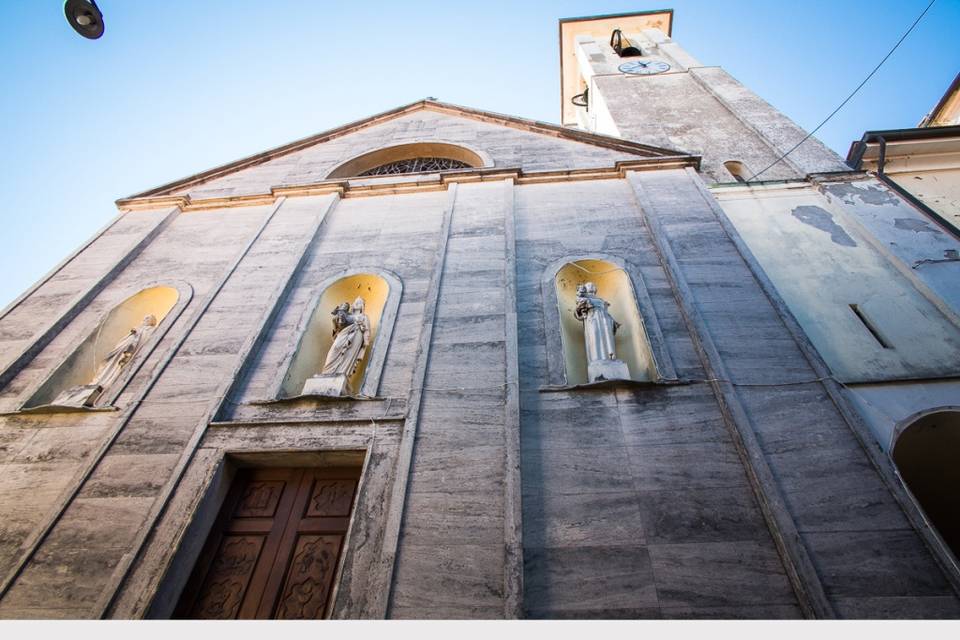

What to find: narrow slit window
left=849, top=303, right=892, bottom=349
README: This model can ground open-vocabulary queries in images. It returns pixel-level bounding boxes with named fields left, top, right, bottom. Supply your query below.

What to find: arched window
left=553, top=259, right=659, bottom=386
left=279, top=271, right=401, bottom=399
left=892, top=410, right=960, bottom=559
left=724, top=160, right=751, bottom=183
left=326, top=142, right=487, bottom=179
left=24, top=285, right=180, bottom=409
left=358, top=157, right=471, bottom=176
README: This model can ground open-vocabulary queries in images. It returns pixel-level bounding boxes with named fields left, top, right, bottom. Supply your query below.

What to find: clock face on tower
left=618, top=59, right=671, bottom=75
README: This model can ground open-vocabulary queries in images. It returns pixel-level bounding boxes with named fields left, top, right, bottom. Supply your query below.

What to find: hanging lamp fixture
left=64, top=0, right=105, bottom=39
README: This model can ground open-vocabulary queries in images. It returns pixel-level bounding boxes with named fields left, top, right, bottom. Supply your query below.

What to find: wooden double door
left=175, top=466, right=360, bottom=619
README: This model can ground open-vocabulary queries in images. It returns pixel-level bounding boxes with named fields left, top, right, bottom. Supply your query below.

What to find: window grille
left=358, top=157, right=471, bottom=176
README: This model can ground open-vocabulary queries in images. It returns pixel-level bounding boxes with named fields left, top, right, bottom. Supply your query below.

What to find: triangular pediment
left=127, top=100, right=691, bottom=201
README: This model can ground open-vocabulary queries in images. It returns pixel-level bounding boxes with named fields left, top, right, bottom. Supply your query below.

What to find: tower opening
left=724, top=161, right=751, bottom=183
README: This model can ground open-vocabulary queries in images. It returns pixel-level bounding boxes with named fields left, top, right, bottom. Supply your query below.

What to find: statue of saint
left=573, top=282, right=630, bottom=383
left=51, top=314, right=158, bottom=407
left=321, top=297, right=371, bottom=378
left=301, top=297, right=372, bottom=397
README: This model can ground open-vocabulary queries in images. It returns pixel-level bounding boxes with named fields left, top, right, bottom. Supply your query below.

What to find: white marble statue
left=51, top=314, right=158, bottom=407
left=302, top=297, right=371, bottom=396
left=574, top=282, right=630, bottom=383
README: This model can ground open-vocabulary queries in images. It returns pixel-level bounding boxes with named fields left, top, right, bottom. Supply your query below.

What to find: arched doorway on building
left=892, top=409, right=960, bottom=560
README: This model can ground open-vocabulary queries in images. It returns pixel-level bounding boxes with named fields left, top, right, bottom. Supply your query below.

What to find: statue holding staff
left=573, top=282, right=630, bottom=383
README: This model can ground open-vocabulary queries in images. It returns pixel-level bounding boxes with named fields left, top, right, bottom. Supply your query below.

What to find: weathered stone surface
left=524, top=545, right=658, bottom=618
left=648, top=541, right=797, bottom=609
left=805, top=530, right=955, bottom=599
left=0, top=62, right=956, bottom=621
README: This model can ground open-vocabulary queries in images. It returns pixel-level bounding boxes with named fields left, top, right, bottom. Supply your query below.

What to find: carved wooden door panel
left=174, top=466, right=360, bottom=619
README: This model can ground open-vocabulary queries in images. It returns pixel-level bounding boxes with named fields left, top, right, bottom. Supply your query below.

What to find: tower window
left=724, top=161, right=751, bottom=183
left=610, top=29, right=643, bottom=57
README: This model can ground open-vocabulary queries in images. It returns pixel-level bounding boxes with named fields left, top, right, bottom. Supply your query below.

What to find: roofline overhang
left=557, top=8, right=675, bottom=33
left=846, top=124, right=960, bottom=169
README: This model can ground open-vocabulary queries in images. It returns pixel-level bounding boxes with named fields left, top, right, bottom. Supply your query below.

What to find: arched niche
left=723, top=160, right=751, bottom=183
left=325, top=142, right=489, bottom=179
left=553, top=258, right=660, bottom=386
left=279, top=271, right=401, bottom=398
left=892, top=409, right=960, bottom=560
left=24, top=285, right=182, bottom=409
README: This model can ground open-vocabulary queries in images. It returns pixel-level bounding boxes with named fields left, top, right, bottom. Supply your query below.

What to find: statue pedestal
left=587, top=359, right=631, bottom=383
left=51, top=384, right=103, bottom=408
left=301, top=374, right=349, bottom=397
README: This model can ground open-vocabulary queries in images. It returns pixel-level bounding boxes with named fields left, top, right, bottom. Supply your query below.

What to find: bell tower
left=559, top=9, right=849, bottom=182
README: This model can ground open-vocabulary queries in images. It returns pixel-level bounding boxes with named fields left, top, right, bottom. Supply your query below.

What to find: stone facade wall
left=0, top=112, right=957, bottom=619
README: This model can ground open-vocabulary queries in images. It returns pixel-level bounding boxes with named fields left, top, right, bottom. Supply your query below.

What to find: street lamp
left=64, top=0, right=104, bottom=39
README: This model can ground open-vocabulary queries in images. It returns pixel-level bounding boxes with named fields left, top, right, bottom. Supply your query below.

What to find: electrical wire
left=746, top=0, right=937, bottom=183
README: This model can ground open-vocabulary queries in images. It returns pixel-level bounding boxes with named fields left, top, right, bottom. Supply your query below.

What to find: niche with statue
left=553, top=258, right=661, bottom=386
left=279, top=271, right=401, bottom=399
left=24, top=285, right=180, bottom=410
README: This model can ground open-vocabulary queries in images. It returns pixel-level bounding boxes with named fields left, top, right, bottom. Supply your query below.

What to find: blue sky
left=1, top=0, right=957, bottom=308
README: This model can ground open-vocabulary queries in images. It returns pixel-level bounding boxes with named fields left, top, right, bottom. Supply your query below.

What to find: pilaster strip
left=376, top=184, right=457, bottom=618
left=0, top=204, right=218, bottom=602
left=74, top=195, right=287, bottom=615
left=697, top=174, right=960, bottom=595
left=0, top=206, right=180, bottom=391
left=99, top=194, right=342, bottom=617
left=685, top=68, right=807, bottom=177
left=0, top=282, right=194, bottom=600
left=209, top=195, right=340, bottom=422
left=626, top=170, right=835, bottom=619
left=501, top=178, right=524, bottom=618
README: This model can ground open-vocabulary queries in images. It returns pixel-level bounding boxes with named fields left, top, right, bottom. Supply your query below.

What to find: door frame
left=147, top=449, right=370, bottom=619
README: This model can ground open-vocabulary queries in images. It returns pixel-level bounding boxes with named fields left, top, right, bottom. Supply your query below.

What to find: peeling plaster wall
left=715, top=183, right=960, bottom=383
left=888, top=168, right=960, bottom=232
left=820, top=177, right=960, bottom=314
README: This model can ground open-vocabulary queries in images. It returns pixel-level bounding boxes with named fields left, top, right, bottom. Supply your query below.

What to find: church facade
left=0, top=9, right=958, bottom=619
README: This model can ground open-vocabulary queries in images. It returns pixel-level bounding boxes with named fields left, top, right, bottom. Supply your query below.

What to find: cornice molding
left=115, top=155, right=700, bottom=212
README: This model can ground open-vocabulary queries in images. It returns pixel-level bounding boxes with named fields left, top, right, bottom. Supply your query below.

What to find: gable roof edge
left=123, top=99, right=691, bottom=200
